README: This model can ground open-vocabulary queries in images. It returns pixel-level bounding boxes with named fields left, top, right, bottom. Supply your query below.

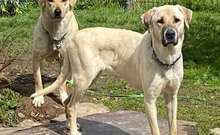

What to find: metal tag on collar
left=164, top=64, right=171, bottom=69
left=57, top=40, right=62, bottom=49
left=52, top=39, right=62, bottom=50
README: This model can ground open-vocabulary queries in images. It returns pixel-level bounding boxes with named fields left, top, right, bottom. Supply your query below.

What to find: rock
left=53, top=104, right=60, bottom=109
left=177, top=120, right=197, bottom=126
left=50, top=114, right=66, bottom=123
left=51, top=102, right=109, bottom=122
left=211, top=128, right=220, bottom=135
left=17, top=113, right=25, bottom=119
left=0, top=74, right=10, bottom=89
left=0, top=127, right=24, bottom=135
left=17, top=119, right=42, bottom=128
left=30, top=112, right=35, bottom=117
left=45, top=110, right=50, bottom=115
left=0, top=118, right=42, bottom=134
left=11, top=111, right=197, bottom=135
left=77, top=103, right=109, bottom=117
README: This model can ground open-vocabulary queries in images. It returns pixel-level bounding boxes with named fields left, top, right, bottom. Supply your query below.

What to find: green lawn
left=0, top=3, right=219, bottom=135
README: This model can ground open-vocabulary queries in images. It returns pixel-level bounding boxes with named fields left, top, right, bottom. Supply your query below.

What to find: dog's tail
left=30, top=52, right=70, bottom=98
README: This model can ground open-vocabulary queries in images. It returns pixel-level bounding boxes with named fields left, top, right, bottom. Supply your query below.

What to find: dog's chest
left=164, top=69, right=174, bottom=80
left=162, top=69, right=182, bottom=89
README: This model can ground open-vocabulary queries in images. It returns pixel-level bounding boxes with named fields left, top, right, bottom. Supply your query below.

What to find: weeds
left=0, top=88, right=20, bottom=126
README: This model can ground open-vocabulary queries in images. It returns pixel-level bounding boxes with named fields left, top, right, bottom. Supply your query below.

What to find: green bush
left=75, top=0, right=121, bottom=10
left=0, top=88, right=20, bottom=127
left=75, top=1, right=96, bottom=10
left=0, top=0, right=27, bottom=16
left=175, top=0, right=220, bottom=12
left=111, top=0, right=220, bottom=12
left=183, top=11, right=220, bottom=77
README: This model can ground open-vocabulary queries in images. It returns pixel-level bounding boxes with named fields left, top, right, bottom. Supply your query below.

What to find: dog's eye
left=48, top=0, right=53, bottom=2
left=63, top=0, right=67, bottom=2
left=174, top=18, right=180, bottom=23
left=157, top=19, right=164, bottom=24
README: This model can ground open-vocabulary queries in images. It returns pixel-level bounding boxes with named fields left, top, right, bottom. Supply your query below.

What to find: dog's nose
left=162, top=27, right=178, bottom=47
left=54, top=7, right=62, bottom=17
left=165, top=28, right=176, bottom=40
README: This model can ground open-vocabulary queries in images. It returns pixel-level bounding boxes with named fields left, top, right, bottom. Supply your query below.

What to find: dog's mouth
left=53, top=15, right=63, bottom=19
left=162, top=39, right=178, bottom=47
left=162, top=27, right=178, bottom=47
left=51, top=14, right=64, bottom=20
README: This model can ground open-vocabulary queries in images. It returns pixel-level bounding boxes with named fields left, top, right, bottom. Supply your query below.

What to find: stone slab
left=10, top=111, right=197, bottom=135
left=17, top=119, right=42, bottom=128
left=0, top=127, right=24, bottom=135
left=0, top=119, right=42, bottom=135
left=51, top=103, right=109, bottom=123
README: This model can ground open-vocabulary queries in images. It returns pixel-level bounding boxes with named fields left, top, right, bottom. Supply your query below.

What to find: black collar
left=151, top=41, right=181, bottom=69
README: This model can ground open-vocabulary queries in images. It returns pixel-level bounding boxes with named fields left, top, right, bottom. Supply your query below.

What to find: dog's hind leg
left=66, top=68, right=101, bottom=135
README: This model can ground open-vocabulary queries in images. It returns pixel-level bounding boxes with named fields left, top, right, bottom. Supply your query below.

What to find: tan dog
left=32, top=0, right=78, bottom=107
left=31, top=5, right=192, bottom=135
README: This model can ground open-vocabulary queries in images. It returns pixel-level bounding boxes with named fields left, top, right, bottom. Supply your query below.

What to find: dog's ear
left=141, top=7, right=157, bottom=29
left=177, top=5, right=192, bottom=29
left=69, top=0, right=77, bottom=7
left=39, top=0, right=45, bottom=7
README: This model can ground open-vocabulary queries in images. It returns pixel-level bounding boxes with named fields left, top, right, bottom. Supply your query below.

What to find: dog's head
left=39, top=0, right=77, bottom=19
left=141, top=5, right=192, bottom=47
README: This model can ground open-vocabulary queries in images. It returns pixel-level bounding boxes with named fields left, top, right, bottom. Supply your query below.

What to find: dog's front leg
left=144, top=91, right=161, bottom=135
left=32, top=55, right=44, bottom=107
left=164, top=90, right=179, bottom=135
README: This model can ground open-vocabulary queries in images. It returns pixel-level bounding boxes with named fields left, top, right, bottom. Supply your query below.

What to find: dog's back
left=73, top=27, right=142, bottom=63
left=71, top=27, right=143, bottom=89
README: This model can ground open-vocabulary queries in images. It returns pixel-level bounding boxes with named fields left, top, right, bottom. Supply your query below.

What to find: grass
left=0, top=2, right=219, bottom=134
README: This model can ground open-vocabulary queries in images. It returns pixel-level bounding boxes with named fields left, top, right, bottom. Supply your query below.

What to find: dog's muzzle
left=53, top=7, right=62, bottom=19
left=162, top=27, right=178, bottom=47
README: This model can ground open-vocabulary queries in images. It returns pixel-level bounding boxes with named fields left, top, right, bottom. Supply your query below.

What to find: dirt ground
left=0, top=50, right=68, bottom=126
left=0, top=49, right=112, bottom=127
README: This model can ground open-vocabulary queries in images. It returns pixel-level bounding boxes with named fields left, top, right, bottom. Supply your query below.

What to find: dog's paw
left=33, top=95, right=44, bottom=107
left=70, top=131, right=82, bottom=135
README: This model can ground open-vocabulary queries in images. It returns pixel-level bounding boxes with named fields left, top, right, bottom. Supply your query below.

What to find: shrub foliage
left=0, top=0, right=27, bottom=16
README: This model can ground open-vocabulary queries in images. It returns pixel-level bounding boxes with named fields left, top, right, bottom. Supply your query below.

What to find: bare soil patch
left=0, top=50, right=67, bottom=126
